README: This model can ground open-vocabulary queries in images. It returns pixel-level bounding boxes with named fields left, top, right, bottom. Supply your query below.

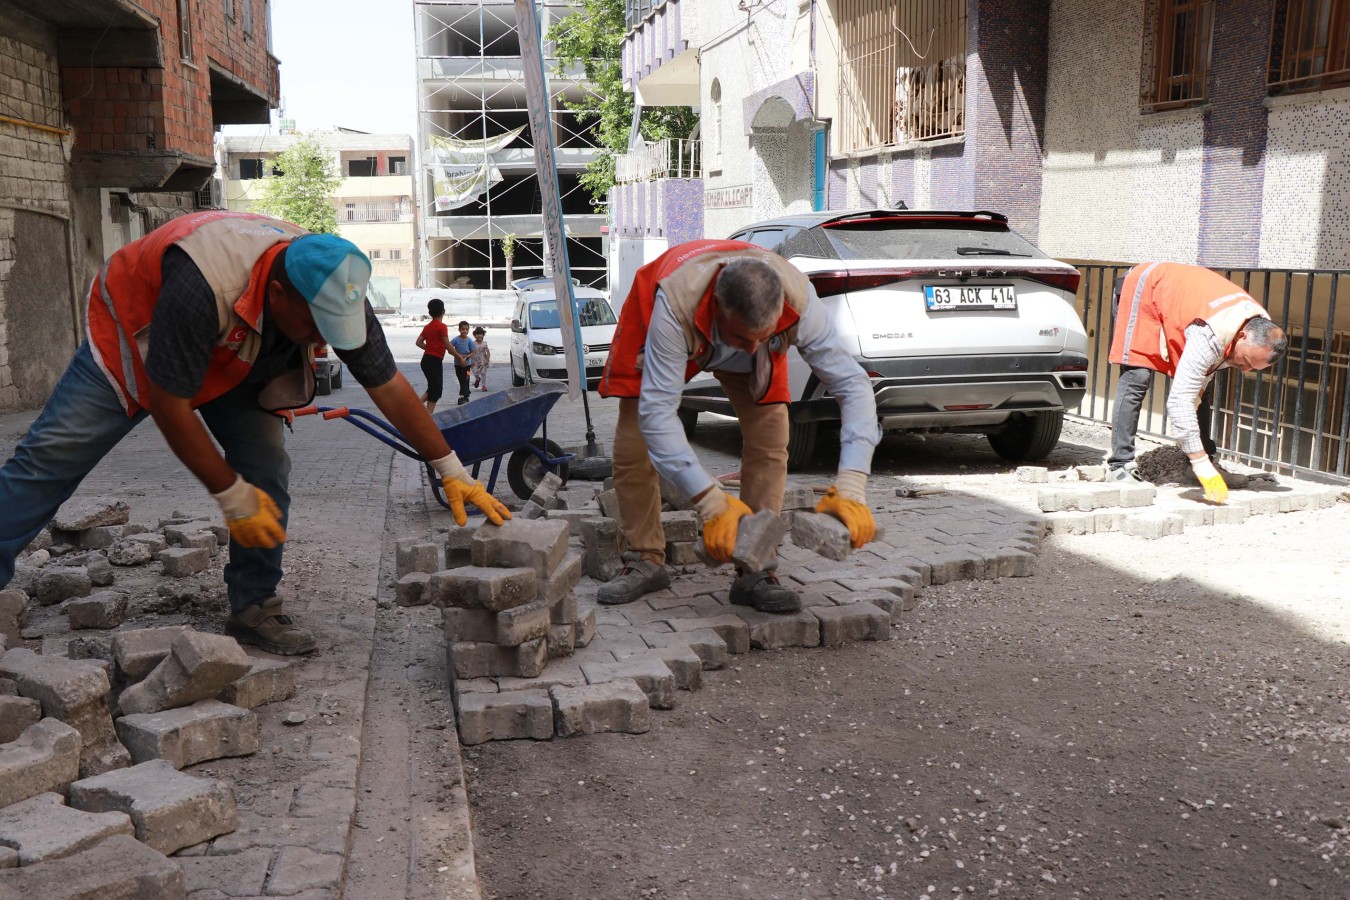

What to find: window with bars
left=1140, top=0, right=1213, bottom=112
left=1268, top=0, right=1350, bottom=94
left=177, top=0, right=194, bottom=62
left=835, top=0, right=966, bottom=153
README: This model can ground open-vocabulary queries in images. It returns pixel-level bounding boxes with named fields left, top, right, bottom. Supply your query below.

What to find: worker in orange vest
left=596, top=241, right=880, bottom=612
left=0, top=211, right=509, bottom=655
left=1107, top=262, right=1287, bottom=502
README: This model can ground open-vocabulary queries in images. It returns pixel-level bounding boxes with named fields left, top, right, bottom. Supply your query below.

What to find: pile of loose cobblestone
left=394, top=475, right=1046, bottom=747
left=0, top=498, right=298, bottom=897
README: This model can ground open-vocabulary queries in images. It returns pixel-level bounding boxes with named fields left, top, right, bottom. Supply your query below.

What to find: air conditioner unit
left=195, top=179, right=222, bottom=210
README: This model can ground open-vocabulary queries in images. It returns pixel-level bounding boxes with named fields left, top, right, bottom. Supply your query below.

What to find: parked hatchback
left=509, top=284, right=618, bottom=390
left=678, top=209, right=1089, bottom=468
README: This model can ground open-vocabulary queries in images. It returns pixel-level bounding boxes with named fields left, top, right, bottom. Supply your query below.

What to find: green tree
left=253, top=135, right=342, bottom=234
left=548, top=0, right=698, bottom=207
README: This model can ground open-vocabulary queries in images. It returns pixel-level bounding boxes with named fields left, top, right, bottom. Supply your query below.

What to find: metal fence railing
left=1074, top=263, right=1350, bottom=484
left=614, top=138, right=701, bottom=183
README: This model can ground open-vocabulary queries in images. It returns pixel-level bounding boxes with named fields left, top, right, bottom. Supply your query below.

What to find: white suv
left=508, top=282, right=618, bottom=390
left=678, top=209, right=1089, bottom=469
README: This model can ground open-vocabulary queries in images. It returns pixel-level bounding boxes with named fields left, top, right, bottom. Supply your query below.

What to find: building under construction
left=414, top=0, right=607, bottom=290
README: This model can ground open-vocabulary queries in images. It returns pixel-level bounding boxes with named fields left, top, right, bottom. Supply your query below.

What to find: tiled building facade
left=0, top=0, right=278, bottom=410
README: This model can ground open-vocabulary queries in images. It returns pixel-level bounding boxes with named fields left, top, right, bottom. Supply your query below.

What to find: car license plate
left=924, top=285, right=1017, bottom=311
left=586, top=357, right=603, bottom=368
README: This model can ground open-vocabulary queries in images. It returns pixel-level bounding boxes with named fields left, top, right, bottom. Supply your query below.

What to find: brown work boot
left=729, top=570, right=801, bottom=614
left=226, top=597, right=317, bottom=656
left=597, top=558, right=670, bottom=606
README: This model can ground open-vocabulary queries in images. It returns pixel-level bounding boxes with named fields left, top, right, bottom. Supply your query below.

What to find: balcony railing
left=625, top=0, right=666, bottom=31
left=342, top=209, right=413, bottom=224
left=615, top=139, right=701, bottom=183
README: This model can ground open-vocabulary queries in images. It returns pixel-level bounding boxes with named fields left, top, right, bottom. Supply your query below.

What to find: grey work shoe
left=729, top=570, right=801, bottom=614
left=1105, top=464, right=1141, bottom=483
left=226, top=597, right=317, bottom=656
left=597, top=559, right=671, bottom=606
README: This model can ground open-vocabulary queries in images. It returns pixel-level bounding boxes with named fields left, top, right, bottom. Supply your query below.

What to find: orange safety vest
left=1109, top=262, right=1270, bottom=378
left=87, top=211, right=312, bottom=415
left=598, top=240, right=808, bottom=404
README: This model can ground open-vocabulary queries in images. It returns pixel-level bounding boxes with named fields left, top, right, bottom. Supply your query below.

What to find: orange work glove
left=694, top=485, right=752, bottom=563
left=431, top=452, right=512, bottom=527
left=815, top=469, right=876, bottom=548
left=1190, top=456, right=1228, bottom=505
left=212, top=475, right=286, bottom=549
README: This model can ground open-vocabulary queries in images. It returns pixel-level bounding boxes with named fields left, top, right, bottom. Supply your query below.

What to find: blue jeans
left=0, top=343, right=290, bottom=613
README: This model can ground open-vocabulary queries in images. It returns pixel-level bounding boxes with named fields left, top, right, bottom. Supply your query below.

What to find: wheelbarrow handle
left=321, top=407, right=349, bottom=420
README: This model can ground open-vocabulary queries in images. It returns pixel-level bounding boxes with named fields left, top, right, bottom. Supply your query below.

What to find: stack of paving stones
left=0, top=498, right=306, bottom=895
left=1021, top=466, right=1344, bottom=539
left=421, top=478, right=1047, bottom=747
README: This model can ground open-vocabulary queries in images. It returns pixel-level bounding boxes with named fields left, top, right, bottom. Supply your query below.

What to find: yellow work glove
left=212, top=475, right=286, bottom=549
left=431, top=452, right=511, bottom=527
left=816, top=469, right=876, bottom=548
left=1190, top=456, right=1228, bottom=505
left=694, top=485, right=752, bottom=563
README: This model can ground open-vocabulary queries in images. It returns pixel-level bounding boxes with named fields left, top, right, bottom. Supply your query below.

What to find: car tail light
left=808, top=269, right=920, bottom=297
left=1020, top=268, right=1082, bottom=294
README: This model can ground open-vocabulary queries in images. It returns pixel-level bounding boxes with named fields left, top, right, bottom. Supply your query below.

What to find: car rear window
left=528, top=298, right=617, bottom=329
left=782, top=219, right=1048, bottom=261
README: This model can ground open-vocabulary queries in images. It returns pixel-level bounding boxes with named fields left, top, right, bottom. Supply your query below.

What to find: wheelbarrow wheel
left=507, top=438, right=569, bottom=501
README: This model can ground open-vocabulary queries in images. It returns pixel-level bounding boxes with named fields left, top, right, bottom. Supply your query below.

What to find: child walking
left=471, top=326, right=491, bottom=391
left=415, top=298, right=448, bottom=413
left=448, top=320, right=476, bottom=405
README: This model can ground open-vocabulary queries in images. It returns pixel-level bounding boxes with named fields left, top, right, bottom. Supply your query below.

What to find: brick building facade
left=0, top=0, right=278, bottom=410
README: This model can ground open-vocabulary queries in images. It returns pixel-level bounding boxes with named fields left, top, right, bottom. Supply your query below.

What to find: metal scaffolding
left=413, top=0, right=609, bottom=290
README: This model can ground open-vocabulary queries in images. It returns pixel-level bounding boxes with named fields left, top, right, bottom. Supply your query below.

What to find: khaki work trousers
left=613, top=370, right=788, bottom=566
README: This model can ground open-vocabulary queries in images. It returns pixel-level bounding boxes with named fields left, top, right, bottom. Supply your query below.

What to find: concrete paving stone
left=1246, top=494, right=1282, bottom=515
left=34, top=566, right=91, bottom=607
left=1043, top=512, right=1097, bottom=535
left=77, top=555, right=112, bottom=588
left=1035, top=488, right=1077, bottom=513
left=113, top=626, right=192, bottom=683
left=798, top=590, right=841, bottom=608
left=65, top=591, right=127, bottom=630
left=596, top=489, right=622, bottom=520
left=1015, top=466, right=1049, bottom=483
left=619, top=604, right=698, bottom=627
left=843, top=589, right=910, bottom=622
left=1172, top=505, right=1215, bottom=527
left=549, top=589, right=579, bottom=625
left=551, top=679, right=651, bottom=737
left=912, top=547, right=987, bottom=584
left=731, top=607, right=821, bottom=650
left=578, top=517, right=625, bottom=581
left=496, top=598, right=551, bottom=646
left=441, top=607, right=497, bottom=643
left=0, top=649, right=126, bottom=777
left=69, top=759, right=236, bottom=855
left=644, top=589, right=687, bottom=610
left=659, top=510, right=700, bottom=543
left=452, top=677, right=499, bottom=696
left=682, top=594, right=730, bottom=616
left=811, top=603, right=892, bottom=646
left=265, top=846, right=342, bottom=896
left=666, top=577, right=726, bottom=599
left=788, top=568, right=853, bottom=586
left=574, top=605, right=596, bottom=647
left=443, top=526, right=475, bottom=567
left=0, top=833, right=184, bottom=900
left=731, top=509, right=786, bottom=573
left=594, top=626, right=654, bottom=655
left=541, top=550, right=583, bottom=608
left=471, top=518, right=569, bottom=579
left=0, top=850, right=11, bottom=870
left=449, top=638, right=546, bottom=680
left=179, top=531, right=219, bottom=555
left=0, top=695, right=40, bottom=743
left=52, top=498, right=130, bottom=531
left=160, top=548, right=211, bottom=578
left=74, top=525, right=125, bottom=551
left=207, top=812, right=349, bottom=857
left=107, top=540, right=154, bottom=567
left=394, top=538, right=440, bottom=577
left=1092, top=510, right=1125, bottom=532
left=1118, top=483, right=1158, bottom=508
left=665, top=541, right=702, bottom=566
left=0, top=791, right=134, bottom=865
left=556, top=487, right=598, bottom=510
left=429, top=566, right=538, bottom=611
left=177, top=848, right=272, bottom=897
left=580, top=654, right=677, bottom=709
left=394, top=572, right=431, bottom=607
left=125, top=532, right=170, bottom=554
left=527, top=471, right=564, bottom=509
left=120, top=632, right=252, bottom=716
left=546, top=623, right=576, bottom=659
left=834, top=577, right=917, bottom=602
left=0, top=719, right=82, bottom=808
left=0, top=591, right=23, bottom=649
left=456, top=689, right=553, bottom=744
left=780, top=486, right=816, bottom=510
left=217, top=659, right=295, bottom=710
left=116, top=700, right=259, bottom=769
left=161, top=522, right=212, bottom=548
left=289, top=784, right=355, bottom=822
left=670, top=614, right=750, bottom=654
left=496, top=659, right=587, bottom=693
left=985, top=549, right=1037, bottom=578
left=1122, top=511, right=1185, bottom=539
left=790, top=512, right=852, bottom=561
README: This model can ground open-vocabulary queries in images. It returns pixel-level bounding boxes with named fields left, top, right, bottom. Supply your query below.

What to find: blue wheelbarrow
left=288, top=383, right=573, bottom=509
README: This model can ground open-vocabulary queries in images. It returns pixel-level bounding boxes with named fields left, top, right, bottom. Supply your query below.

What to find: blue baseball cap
left=284, top=234, right=371, bottom=350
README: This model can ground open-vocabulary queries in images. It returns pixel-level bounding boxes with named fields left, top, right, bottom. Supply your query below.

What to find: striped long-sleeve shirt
left=1166, top=322, right=1226, bottom=456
